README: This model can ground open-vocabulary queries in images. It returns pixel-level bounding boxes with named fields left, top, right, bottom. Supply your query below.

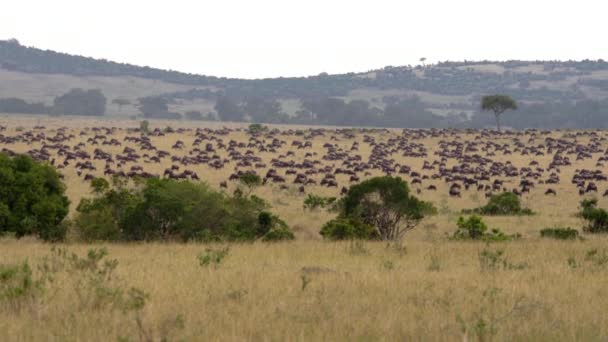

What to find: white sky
left=1, top=0, right=606, bottom=79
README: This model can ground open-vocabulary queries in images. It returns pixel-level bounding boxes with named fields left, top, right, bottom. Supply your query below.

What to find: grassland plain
left=1, top=116, right=608, bottom=340
left=3, top=239, right=608, bottom=341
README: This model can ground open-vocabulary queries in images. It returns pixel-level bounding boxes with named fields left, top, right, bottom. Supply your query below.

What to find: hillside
left=1, top=38, right=608, bottom=128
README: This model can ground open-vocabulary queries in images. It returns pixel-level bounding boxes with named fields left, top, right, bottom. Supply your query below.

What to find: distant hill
left=1, top=38, right=608, bottom=128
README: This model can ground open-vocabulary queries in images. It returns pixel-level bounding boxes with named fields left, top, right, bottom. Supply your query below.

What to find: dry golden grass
left=1, top=116, right=608, bottom=340
left=3, top=239, right=608, bottom=341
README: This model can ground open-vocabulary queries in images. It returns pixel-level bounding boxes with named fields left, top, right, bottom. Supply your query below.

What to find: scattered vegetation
left=198, top=247, right=230, bottom=268
left=248, top=123, right=268, bottom=134
left=303, top=194, right=336, bottom=211
left=320, top=218, right=376, bottom=240
left=452, top=215, right=520, bottom=242
left=464, top=192, right=534, bottom=216
left=540, top=227, right=580, bottom=240
left=1, top=247, right=148, bottom=317
left=0, top=262, right=42, bottom=311
left=478, top=248, right=528, bottom=272
left=584, top=248, right=608, bottom=268
left=578, top=199, right=608, bottom=233
left=239, top=173, right=262, bottom=194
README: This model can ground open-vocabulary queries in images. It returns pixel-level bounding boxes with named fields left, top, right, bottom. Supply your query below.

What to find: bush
left=258, top=211, right=295, bottom=241
left=248, top=123, right=267, bottom=134
left=579, top=199, right=608, bottom=233
left=0, top=153, right=70, bottom=241
left=452, top=215, right=520, bottom=242
left=540, top=227, right=580, bottom=240
left=74, top=178, right=293, bottom=242
left=453, top=215, right=488, bottom=240
left=478, top=248, right=528, bottom=271
left=75, top=179, right=138, bottom=242
left=303, top=194, right=336, bottom=211
left=239, top=173, right=261, bottom=192
left=320, top=218, right=376, bottom=240
left=324, top=176, right=435, bottom=241
left=465, top=192, right=534, bottom=216
left=262, top=226, right=295, bottom=241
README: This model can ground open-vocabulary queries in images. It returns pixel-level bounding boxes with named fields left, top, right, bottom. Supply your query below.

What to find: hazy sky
left=1, top=0, right=606, bottom=79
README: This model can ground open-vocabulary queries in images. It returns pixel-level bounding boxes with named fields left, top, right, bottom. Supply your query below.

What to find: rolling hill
left=1, top=38, right=608, bottom=128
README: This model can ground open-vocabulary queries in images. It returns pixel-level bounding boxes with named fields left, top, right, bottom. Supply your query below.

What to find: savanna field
left=3, top=116, right=608, bottom=341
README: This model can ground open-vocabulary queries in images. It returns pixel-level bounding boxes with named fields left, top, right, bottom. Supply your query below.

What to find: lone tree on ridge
left=481, top=95, right=517, bottom=131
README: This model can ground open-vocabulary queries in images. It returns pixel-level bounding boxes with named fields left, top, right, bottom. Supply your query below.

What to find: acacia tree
left=481, top=95, right=517, bottom=131
left=339, top=176, right=435, bottom=240
left=239, top=173, right=261, bottom=195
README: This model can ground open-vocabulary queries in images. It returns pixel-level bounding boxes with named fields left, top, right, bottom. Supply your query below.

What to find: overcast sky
left=1, top=0, right=606, bottom=79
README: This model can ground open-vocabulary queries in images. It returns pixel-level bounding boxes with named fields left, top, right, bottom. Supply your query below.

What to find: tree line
left=2, top=39, right=608, bottom=106
left=2, top=40, right=608, bottom=127
left=4, top=89, right=608, bottom=129
left=0, top=88, right=106, bottom=116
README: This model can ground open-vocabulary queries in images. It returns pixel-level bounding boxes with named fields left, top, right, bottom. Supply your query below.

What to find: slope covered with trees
left=1, top=39, right=608, bottom=128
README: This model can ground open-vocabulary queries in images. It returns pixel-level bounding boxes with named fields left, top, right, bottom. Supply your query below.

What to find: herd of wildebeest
left=1, top=124, right=608, bottom=207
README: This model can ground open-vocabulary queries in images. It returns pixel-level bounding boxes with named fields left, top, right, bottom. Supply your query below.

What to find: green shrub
left=320, top=218, right=376, bottom=240
left=303, top=194, right=336, bottom=211
left=578, top=199, right=608, bottom=233
left=464, top=192, right=533, bottom=216
left=248, top=123, right=267, bottom=134
left=90, top=177, right=110, bottom=194
left=324, top=176, right=435, bottom=241
left=123, top=179, right=260, bottom=241
left=258, top=211, right=294, bottom=241
left=239, top=173, right=261, bottom=194
left=453, top=215, right=488, bottom=240
left=74, top=178, right=293, bottom=242
left=75, top=182, right=139, bottom=242
left=262, top=227, right=295, bottom=241
left=540, top=227, right=580, bottom=240
left=452, top=215, right=520, bottom=242
left=0, top=153, right=70, bottom=241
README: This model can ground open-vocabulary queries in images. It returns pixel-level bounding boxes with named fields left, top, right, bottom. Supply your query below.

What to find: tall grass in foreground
left=2, top=238, right=608, bottom=341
